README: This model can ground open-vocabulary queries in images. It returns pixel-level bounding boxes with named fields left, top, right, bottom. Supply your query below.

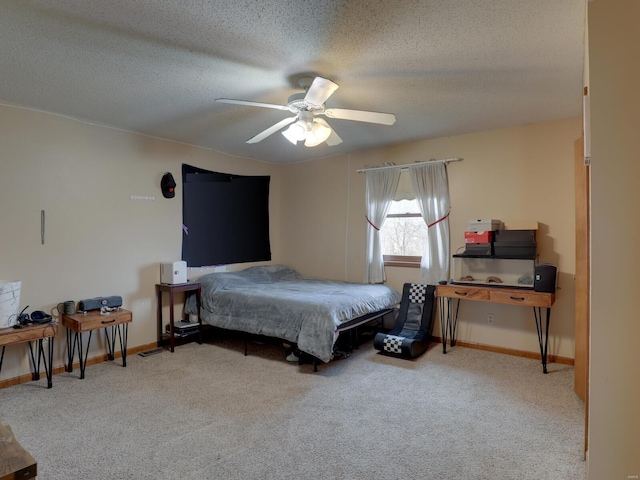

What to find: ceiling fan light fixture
left=304, top=120, right=332, bottom=147
left=217, top=76, right=395, bottom=148
left=282, top=120, right=308, bottom=144
left=281, top=125, right=299, bottom=144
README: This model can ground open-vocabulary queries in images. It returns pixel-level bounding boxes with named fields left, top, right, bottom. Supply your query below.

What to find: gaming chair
left=373, top=283, right=436, bottom=359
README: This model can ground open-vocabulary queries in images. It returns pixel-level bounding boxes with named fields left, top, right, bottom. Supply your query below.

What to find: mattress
left=184, top=265, right=401, bottom=362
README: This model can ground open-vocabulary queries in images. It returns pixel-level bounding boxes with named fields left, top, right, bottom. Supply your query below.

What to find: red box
left=464, top=231, right=493, bottom=243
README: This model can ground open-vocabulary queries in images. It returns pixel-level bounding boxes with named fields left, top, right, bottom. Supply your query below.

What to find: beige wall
left=588, top=0, right=640, bottom=477
left=281, top=117, right=581, bottom=360
left=0, top=104, right=282, bottom=379
left=1, top=101, right=580, bottom=382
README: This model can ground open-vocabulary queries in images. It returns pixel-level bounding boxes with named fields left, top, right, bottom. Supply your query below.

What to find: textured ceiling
left=0, top=0, right=586, bottom=164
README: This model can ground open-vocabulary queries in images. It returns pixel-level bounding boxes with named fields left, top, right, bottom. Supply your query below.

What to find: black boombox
left=78, top=296, right=123, bottom=312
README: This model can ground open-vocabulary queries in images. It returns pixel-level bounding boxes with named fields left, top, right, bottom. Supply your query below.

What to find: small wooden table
left=0, top=322, right=57, bottom=388
left=436, top=284, right=555, bottom=373
left=156, top=282, right=202, bottom=352
left=62, top=308, right=132, bottom=379
left=0, top=422, right=37, bottom=480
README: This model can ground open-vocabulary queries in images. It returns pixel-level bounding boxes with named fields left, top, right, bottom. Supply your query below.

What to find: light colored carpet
left=0, top=335, right=585, bottom=479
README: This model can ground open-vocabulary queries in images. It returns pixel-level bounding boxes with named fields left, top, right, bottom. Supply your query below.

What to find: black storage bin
left=493, top=242, right=537, bottom=258
left=494, top=230, right=536, bottom=243
left=463, top=243, right=493, bottom=256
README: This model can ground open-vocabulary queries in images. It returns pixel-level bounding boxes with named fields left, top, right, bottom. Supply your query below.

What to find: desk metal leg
left=450, top=299, right=460, bottom=348
left=27, top=341, right=41, bottom=381
left=533, top=306, right=551, bottom=374
left=26, top=339, right=53, bottom=388
left=0, top=346, right=5, bottom=374
left=117, top=324, right=128, bottom=367
left=76, top=331, right=93, bottom=379
left=46, top=337, right=54, bottom=387
left=439, top=297, right=461, bottom=354
left=66, top=327, right=76, bottom=372
left=41, top=337, right=54, bottom=388
left=106, top=324, right=128, bottom=366
left=439, top=297, right=449, bottom=353
left=105, top=325, right=117, bottom=361
left=67, top=329, right=84, bottom=374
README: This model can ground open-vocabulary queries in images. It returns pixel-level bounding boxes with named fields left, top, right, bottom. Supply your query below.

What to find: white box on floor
left=160, top=261, right=187, bottom=284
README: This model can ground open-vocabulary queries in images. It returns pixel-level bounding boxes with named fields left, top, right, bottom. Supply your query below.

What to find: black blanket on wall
left=181, top=164, right=271, bottom=267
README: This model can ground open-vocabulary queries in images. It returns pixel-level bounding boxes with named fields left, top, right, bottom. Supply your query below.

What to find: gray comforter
left=184, top=265, right=401, bottom=363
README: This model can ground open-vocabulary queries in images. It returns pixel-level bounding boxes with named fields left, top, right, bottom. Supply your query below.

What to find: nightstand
left=62, top=308, right=132, bottom=379
left=156, top=282, right=201, bottom=352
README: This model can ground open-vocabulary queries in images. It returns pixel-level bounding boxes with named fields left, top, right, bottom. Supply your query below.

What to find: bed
left=184, top=265, right=401, bottom=365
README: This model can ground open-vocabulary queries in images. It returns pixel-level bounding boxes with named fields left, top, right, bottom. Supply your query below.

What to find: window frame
left=383, top=254, right=421, bottom=268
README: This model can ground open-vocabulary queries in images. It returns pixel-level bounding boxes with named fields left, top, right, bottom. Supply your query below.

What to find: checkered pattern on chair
left=373, top=283, right=436, bottom=359
left=382, top=335, right=403, bottom=354
left=408, top=283, right=427, bottom=304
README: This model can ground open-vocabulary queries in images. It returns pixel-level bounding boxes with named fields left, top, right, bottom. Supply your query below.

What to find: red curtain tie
left=427, top=210, right=450, bottom=228
left=366, top=216, right=380, bottom=231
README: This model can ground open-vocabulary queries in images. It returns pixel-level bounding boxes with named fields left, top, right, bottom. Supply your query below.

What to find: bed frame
left=241, top=307, right=395, bottom=372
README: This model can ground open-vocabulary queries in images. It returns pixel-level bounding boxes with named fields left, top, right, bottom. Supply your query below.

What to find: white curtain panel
left=409, top=163, right=451, bottom=285
left=364, top=169, right=400, bottom=284
left=394, top=171, right=416, bottom=201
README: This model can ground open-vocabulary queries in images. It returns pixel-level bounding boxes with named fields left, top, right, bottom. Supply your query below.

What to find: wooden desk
left=156, top=282, right=201, bottom=352
left=436, top=284, right=555, bottom=373
left=62, top=308, right=132, bottom=379
left=0, top=322, right=58, bottom=388
left=0, top=422, right=37, bottom=480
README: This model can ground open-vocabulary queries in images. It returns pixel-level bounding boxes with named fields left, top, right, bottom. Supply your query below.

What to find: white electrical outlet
left=487, top=314, right=495, bottom=325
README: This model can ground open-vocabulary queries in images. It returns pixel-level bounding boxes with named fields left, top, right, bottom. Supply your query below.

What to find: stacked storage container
left=493, top=229, right=537, bottom=258
left=463, top=219, right=503, bottom=255
left=452, top=220, right=538, bottom=288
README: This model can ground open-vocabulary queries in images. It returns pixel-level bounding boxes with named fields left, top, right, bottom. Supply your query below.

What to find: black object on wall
left=534, top=264, right=557, bottom=293
left=161, top=172, right=177, bottom=198
left=181, top=164, right=271, bottom=267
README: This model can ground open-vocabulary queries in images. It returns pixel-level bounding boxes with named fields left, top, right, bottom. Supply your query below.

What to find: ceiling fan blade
left=304, top=77, right=339, bottom=106
left=325, top=129, right=343, bottom=146
left=216, top=98, right=291, bottom=111
left=323, top=108, right=396, bottom=125
left=246, top=116, right=297, bottom=144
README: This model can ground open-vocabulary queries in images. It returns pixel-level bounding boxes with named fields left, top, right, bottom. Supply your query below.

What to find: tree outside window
left=381, top=198, right=427, bottom=267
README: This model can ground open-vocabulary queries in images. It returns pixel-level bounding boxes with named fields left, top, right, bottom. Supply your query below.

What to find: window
left=380, top=198, right=427, bottom=267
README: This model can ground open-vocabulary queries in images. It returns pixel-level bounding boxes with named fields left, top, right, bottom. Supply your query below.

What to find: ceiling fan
left=216, top=76, right=396, bottom=147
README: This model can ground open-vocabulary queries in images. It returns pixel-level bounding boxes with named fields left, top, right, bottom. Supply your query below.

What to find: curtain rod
left=356, top=157, right=463, bottom=173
